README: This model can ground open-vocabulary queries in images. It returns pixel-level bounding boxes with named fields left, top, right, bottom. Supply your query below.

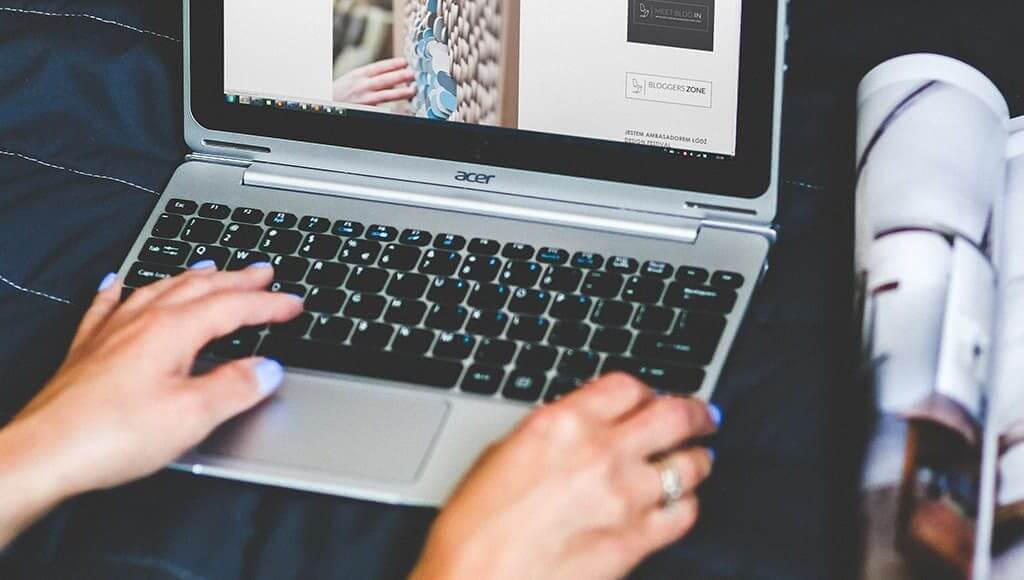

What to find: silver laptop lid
left=182, top=0, right=787, bottom=226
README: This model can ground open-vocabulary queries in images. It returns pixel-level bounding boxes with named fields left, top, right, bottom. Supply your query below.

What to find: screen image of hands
left=333, top=57, right=417, bottom=106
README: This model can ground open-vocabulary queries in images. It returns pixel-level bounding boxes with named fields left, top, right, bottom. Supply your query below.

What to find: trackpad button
left=198, top=379, right=450, bottom=484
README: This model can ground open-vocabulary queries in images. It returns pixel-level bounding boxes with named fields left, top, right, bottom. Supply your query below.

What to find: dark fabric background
left=0, top=1, right=1021, bottom=578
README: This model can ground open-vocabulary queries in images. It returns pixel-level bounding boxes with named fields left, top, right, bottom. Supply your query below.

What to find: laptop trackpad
left=197, top=379, right=450, bottom=484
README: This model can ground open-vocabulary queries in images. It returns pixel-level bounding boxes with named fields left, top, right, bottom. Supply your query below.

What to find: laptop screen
left=223, top=0, right=743, bottom=160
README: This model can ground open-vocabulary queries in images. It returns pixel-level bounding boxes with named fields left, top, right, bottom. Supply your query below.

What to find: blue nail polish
left=190, top=260, right=217, bottom=270
left=248, top=262, right=273, bottom=269
left=708, top=448, right=717, bottom=462
left=97, top=273, right=117, bottom=292
left=254, top=358, right=285, bottom=396
left=708, top=403, right=723, bottom=428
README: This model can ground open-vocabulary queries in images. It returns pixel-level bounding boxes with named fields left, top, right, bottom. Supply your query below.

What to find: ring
left=657, top=458, right=685, bottom=508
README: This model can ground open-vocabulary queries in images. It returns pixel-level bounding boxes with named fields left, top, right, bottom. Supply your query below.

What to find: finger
left=184, top=357, right=285, bottom=434
left=161, top=290, right=303, bottom=356
left=556, top=373, right=654, bottom=424
left=629, top=494, right=700, bottom=559
left=355, top=57, right=408, bottom=77
left=614, top=397, right=719, bottom=458
left=364, top=68, right=416, bottom=92
left=358, top=86, right=417, bottom=106
left=118, top=263, right=274, bottom=319
left=118, top=261, right=224, bottom=315
left=68, top=273, right=123, bottom=354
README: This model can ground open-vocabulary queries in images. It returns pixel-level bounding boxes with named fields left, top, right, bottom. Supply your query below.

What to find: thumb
left=187, top=357, right=285, bottom=429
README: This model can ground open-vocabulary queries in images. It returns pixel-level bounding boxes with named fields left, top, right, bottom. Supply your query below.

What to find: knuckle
left=523, top=406, right=583, bottom=440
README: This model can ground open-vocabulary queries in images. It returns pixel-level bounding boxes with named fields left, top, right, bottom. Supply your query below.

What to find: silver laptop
left=118, top=0, right=787, bottom=506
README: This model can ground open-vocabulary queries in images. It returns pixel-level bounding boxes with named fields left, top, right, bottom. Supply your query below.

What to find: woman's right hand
left=412, top=375, right=720, bottom=580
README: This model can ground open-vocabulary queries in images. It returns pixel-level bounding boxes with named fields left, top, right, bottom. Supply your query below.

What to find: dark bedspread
left=1, top=1, right=1021, bottom=578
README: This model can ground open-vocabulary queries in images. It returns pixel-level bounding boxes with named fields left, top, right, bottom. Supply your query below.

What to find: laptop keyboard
left=124, top=198, right=746, bottom=404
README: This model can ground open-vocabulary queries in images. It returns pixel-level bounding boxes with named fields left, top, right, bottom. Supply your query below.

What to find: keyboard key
left=476, top=338, right=517, bottom=365
left=641, top=261, right=674, bottom=279
left=182, top=218, right=224, bottom=244
left=500, top=261, right=543, bottom=287
left=299, top=234, right=342, bottom=260
left=198, top=203, right=231, bottom=220
left=590, top=328, right=632, bottom=353
left=607, top=257, right=639, bottom=274
left=428, top=277, right=470, bottom=304
left=270, top=312, right=313, bottom=337
left=220, top=223, right=264, bottom=249
left=558, top=350, right=600, bottom=377
left=393, top=326, right=435, bottom=355
left=339, top=239, right=382, bottom=265
left=425, top=304, right=469, bottom=331
left=673, top=311, right=727, bottom=340
left=549, top=321, right=591, bottom=349
left=460, top=255, right=502, bottom=282
left=306, top=261, right=349, bottom=287
left=139, top=238, right=191, bottom=266
left=299, top=216, right=331, bottom=233
left=503, top=372, right=546, bottom=402
left=550, top=294, right=592, bottom=321
left=269, top=281, right=307, bottom=299
left=508, top=316, right=550, bottom=343
left=258, top=337, right=462, bottom=388
left=344, top=293, right=387, bottom=320
left=468, top=238, right=501, bottom=255
left=210, top=328, right=261, bottom=359
left=676, top=267, right=710, bottom=285
left=545, top=376, right=584, bottom=403
left=622, top=277, right=665, bottom=304
left=333, top=220, right=365, bottom=237
left=632, top=334, right=714, bottom=366
left=385, top=299, right=428, bottom=325
left=351, top=321, right=394, bottom=350
left=419, top=250, right=461, bottom=276
left=380, top=244, right=422, bottom=270
left=232, top=208, right=264, bottom=224
left=166, top=199, right=197, bottom=215
left=259, top=228, right=303, bottom=254
left=227, top=250, right=270, bottom=270
left=664, top=284, right=737, bottom=313
left=346, top=267, right=389, bottom=293
left=386, top=272, right=429, bottom=299
left=270, top=256, right=310, bottom=282
left=536, top=247, right=569, bottom=265
left=502, top=243, right=535, bottom=260
left=187, top=245, right=231, bottom=269
left=601, top=357, right=704, bottom=393
left=516, top=344, right=558, bottom=371
left=264, top=211, right=297, bottom=228
left=310, top=316, right=354, bottom=343
left=633, top=305, right=675, bottom=333
left=366, top=225, right=399, bottom=242
left=711, top=271, right=745, bottom=289
left=591, top=301, right=633, bottom=327
left=152, top=213, right=186, bottom=238
left=572, top=252, right=604, bottom=270
left=581, top=271, right=624, bottom=298
left=467, top=310, right=509, bottom=337
left=434, top=234, right=467, bottom=251
left=509, top=288, right=551, bottom=315
left=305, top=287, right=348, bottom=313
left=462, top=366, right=505, bottom=395
left=434, top=333, right=476, bottom=360
left=125, top=262, right=182, bottom=288
left=468, top=283, right=510, bottom=310
left=541, top=267, right=583, bottom=293
left=399, top=229, right=432, bottom=246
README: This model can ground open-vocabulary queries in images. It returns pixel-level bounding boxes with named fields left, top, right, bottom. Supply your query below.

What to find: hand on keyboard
left=412, top=375, right=720, bottom=580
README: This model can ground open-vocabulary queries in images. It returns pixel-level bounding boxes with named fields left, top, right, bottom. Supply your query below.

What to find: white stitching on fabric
left=0, top=6, right=181, bottom=42
left=0, top=273, right=72, bottom=305
left=784, top=179, right=825, bottom=191
left=0, top=149, right=160, bottom=195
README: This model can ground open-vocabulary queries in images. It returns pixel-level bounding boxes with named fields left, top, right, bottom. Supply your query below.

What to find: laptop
left=118, top=0, right=787, bottom=506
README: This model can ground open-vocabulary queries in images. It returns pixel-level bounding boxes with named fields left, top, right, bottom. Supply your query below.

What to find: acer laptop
left=119, top=0, right=787, bottom=506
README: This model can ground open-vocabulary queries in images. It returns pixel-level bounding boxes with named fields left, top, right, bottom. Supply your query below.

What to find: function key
left=264, top=212, right=297, bottom=228
left=502, top=243, right=535, bottom=260
left=676, top=266, right=710, bottom=285
left=366, top=225, right=399, bottom=242
left=333, top=220, right=365, bottom=237
left=165, top=199, right=198, bottom=215
left=299, top=216, right=331, bottom=233
left=572, top=252, right=604, bottom=270
left=711, top=271, right=745, bottom=289
left=641, top=261, right=674, bottom=279
left=199, top=203, right=231, bottom=220
left=468, top=238, right=501, bottom=256
left=232, top=207, right=265, bottom=224
left=435, top=234, right=467, bottom=252
left=400, top=229, right=433, bottom=247
left=607, top=256, right=639, bottom=275
left=152, top=213, right=185, bottom=239
left=536, top=247, right=569, bottom=265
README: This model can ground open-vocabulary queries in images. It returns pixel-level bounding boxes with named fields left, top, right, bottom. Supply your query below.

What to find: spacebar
left=257, top=336, right=463, bottom=389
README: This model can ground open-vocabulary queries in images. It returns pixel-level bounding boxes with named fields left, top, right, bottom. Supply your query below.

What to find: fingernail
left=254, top=358, right=285, bottom=396
left=285, top=294, right=305, bottom=303
left=190, top=260, right=217, bottom=270
left=248, top=262, right=273, bottom=269
left=97, top=273, right=118, bottom=292
left=708, top=448, right=717, bottom=462
left=708, top=403, right=723, bottom=428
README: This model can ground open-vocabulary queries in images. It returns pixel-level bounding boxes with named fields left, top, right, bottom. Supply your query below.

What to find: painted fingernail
left=97, top=272, right=118, bottom=292
left=254, top=358, right=285, bottom=396
left=248, top=262, right=273, bottom=269
left=708, top=403, right=723, bottom=428
left=708, top=448, right=717, bottom=462
left=190, top=260, right=217, bottom=270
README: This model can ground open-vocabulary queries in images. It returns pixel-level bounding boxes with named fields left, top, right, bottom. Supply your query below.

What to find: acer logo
left=454, top=171, right=496, bottom=184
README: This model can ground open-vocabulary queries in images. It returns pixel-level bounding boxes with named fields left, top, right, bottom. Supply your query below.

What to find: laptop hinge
left=186, top=152, right=252, bottom=168
left=241, top=162, right=702, bottom=244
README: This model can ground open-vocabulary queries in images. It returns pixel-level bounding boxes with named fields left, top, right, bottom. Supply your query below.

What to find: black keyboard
left=125, top=199, right=747, bottom=404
